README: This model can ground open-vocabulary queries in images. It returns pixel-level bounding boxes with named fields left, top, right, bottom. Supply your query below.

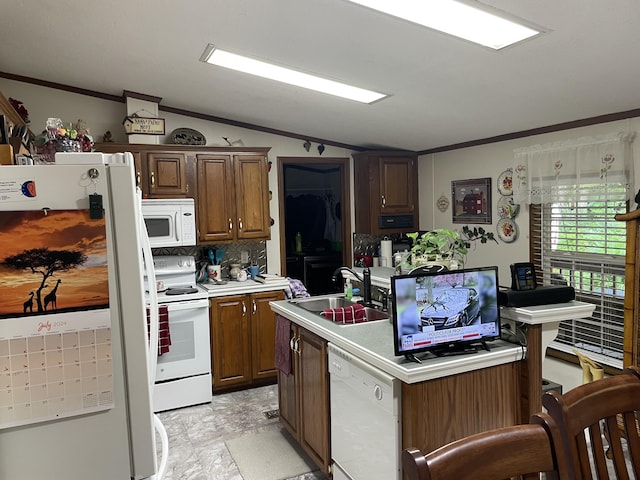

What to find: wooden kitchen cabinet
left=94, top=143, right=195, bottom=198
left=197, top=149, right=271, bottom=243
left=251, top=290, right=285, bottom=380
left=93, top=146, right=271, bottom=244
left=210, top=290, right=284, bottom=390
left=353, top=150, right=419, bottom=234
left=146, top=151, right=189, bottom=197
left=277, top=319, right=330, bottom=475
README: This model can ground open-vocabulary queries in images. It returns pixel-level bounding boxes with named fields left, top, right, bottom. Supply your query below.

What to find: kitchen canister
left=229, top=263, right=241, bottom=280
left=380, top=239, right=393, bottom=268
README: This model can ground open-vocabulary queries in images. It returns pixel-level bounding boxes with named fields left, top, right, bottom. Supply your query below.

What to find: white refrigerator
left=0, top=153, right=161, bottom=479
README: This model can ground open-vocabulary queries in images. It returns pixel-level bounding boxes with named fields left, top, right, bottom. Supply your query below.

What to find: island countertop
left=270, top=296, right=525, bottom=384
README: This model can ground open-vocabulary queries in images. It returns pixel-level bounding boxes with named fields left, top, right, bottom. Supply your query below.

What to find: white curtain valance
left=512, top=131, right=635, bottom=204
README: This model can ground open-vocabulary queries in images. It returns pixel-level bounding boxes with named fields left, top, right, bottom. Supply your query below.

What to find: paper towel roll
left=380, top=240, right=393, bottom=268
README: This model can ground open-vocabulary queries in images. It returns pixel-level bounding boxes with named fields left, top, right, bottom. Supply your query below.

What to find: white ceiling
left=2, top=0, right=640, bottom=152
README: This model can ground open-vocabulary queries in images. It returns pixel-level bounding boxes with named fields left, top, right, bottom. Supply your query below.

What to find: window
left=530, top=182, right=627, bottom=368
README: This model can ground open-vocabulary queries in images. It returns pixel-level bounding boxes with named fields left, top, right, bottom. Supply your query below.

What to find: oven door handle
left=165, top=299, right=210, bottom=311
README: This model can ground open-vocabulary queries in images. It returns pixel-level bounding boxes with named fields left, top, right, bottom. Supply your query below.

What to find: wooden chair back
left=402, top=412, right=573, bottom=480
left=542, top=366, right=640, bottom=479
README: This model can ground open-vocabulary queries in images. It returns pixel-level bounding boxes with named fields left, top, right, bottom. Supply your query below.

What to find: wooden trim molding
left=3, top=70, right=639, bottom=154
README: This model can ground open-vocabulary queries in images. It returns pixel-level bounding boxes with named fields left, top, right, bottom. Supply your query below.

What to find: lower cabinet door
left=211, top=295, right=252, bottom=389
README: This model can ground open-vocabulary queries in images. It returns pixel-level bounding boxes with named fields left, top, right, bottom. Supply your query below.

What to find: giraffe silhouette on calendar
left=44, top=279, right=62, bottom=311
left=23, top=292, right=35, bottom=313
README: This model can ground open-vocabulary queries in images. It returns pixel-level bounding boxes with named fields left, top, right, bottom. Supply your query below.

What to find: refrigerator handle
left=136, top=181, right=169, bottom=480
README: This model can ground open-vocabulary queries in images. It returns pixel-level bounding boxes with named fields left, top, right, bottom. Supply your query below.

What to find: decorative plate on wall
left=497, top=218, right=518, bottom=243
left=497, top=169, right=513, bottom=196
left=170, top=128, right=206, bottom=145
left=497, top=196, right=519, bottom=219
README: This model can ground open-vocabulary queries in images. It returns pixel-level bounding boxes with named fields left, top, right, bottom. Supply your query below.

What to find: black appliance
left=286, top=252, right=342, bottom=295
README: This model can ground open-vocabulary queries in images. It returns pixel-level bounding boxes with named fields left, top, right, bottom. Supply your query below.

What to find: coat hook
left=303, top=140, right=311, bottom=152
left=318, top=144, right=325, bottom=155
left=42, top=207, right=50, bottom=216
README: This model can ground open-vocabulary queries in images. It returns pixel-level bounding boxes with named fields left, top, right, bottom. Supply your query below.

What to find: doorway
left=277, top=157, right=352, bottom=294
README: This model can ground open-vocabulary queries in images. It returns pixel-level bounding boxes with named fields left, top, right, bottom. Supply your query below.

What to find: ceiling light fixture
left=200, top=44, right=387, bottom=104
left=345, top=0, right=540, bottom=50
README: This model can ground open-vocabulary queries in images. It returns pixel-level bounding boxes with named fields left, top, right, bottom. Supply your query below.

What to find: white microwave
left=141, top=198, right=197, bottom=248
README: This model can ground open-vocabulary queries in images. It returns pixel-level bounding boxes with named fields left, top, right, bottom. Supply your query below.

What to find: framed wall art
left=451, top=177, right=492, bottom=224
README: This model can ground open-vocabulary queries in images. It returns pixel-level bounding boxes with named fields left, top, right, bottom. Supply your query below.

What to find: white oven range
left=146, top=255, right=212, bottom=412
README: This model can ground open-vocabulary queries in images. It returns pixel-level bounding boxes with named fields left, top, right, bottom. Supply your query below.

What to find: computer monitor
left=390, top=266, right=501, bottom=361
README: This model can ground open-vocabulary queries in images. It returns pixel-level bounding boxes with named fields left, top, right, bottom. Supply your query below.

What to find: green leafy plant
left=406, top=226, right=497, bottom=269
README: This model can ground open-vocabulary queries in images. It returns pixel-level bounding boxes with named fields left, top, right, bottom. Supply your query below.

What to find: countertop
left=200, top=278, right=290, bottom=297
left=270, top=296, right=525, bottom=384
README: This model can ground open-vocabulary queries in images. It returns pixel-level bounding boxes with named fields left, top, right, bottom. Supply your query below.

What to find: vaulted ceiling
left=2, top=1, right=640, bottom=152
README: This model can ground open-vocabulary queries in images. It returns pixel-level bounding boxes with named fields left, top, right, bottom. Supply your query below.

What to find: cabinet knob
left=242, top=301, right=247, bottom=315
left=238, top=218, right=243, bottom=231
left=150, top=171, right=155, bottom=187
left=136, top=171, right=141, bottom=188
left=252, top=299, right=257, bottom=314
left=228, top=218, right=233, bottom=231
left=381, top=194, right=386, bottom=208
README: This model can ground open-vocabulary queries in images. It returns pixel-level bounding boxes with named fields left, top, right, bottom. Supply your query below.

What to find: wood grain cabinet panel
left=197, top=154, right=236, bottom=242
left=197, top=151, right=271, bottom=243
left=277, top=319, right=330, bottom=475
left=210, top=295, right=252, bottom=389
left=251, top=291, right=285, bottom=380
left=147, top=152, right=189, bottom=196
left=211, top=291, right=284, bottom=391
left=353, top=150, right=418, bottom=234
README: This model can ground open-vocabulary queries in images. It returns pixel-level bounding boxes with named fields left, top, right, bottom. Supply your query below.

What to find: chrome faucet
left=332, top=266, right=372, bottom=307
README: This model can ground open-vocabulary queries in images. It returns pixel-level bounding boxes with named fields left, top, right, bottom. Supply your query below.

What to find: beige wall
left=418, top=117, right=640, bottom=384
left=0, top=78, right=356, bottom=275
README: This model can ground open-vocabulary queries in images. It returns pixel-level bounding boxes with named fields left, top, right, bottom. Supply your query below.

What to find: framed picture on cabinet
left=451, top=178, right=492, bottom=224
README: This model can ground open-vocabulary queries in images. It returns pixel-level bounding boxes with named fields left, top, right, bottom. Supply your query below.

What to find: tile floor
left=155, top=384, right=325, bottom=480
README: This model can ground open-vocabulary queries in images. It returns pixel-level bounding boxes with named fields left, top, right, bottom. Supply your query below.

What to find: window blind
left=531, top=182, right=627, bottom=368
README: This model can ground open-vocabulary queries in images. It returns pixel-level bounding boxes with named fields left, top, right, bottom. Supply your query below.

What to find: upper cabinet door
left=379, top=156, right=415, bottom=214
left=147, top=152, right=189, bottom=197
left=353, top=151, right=419, bottom=234
left=197, top=154, right=236, bottom=242
left=234, top=154, right=271, bottom=240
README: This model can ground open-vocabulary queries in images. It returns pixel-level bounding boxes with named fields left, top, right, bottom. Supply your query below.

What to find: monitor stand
left=431, top=339, right=491, bottom=358
left=404, top=353, right=424, bottom=364
left=403, top=340, right=491, bottom=363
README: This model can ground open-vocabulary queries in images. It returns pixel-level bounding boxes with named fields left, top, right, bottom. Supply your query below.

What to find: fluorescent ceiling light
left=200, top=44, right=387, bottom=104
left=345, top=0, right=540, bottom=50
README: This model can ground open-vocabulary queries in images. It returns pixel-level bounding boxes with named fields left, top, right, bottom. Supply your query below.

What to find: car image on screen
left=419, top=287, right=480, bottom=330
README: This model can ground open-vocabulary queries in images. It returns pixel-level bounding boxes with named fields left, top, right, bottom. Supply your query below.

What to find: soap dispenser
left=344, top=279, right=353, bottom=300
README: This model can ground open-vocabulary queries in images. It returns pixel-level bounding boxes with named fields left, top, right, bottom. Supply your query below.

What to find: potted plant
left=404, top=226, right=497, bottom=271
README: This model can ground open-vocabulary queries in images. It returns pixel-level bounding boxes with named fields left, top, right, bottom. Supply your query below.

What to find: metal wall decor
left=436, top=193, right=449, bottom=213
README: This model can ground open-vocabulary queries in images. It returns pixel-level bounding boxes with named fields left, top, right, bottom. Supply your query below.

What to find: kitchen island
left=270, top=295, right=525, bottom=479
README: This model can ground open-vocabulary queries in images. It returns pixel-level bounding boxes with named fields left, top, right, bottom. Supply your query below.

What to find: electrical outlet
left=241, top=250, right=249, bottom=264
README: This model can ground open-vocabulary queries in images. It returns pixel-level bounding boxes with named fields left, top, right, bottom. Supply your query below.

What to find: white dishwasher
left=328, top=343, right=401, bottom=480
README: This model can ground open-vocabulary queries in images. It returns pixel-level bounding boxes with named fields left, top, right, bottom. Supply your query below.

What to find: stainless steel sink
left=288, top=295, right=389, bottom=323
left=289, top=296, right=357, bottom=312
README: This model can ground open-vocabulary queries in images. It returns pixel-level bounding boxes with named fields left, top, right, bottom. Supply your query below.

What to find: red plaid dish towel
left=146, top=305, right=172, bottom=355
left=321, top=304, right=367, bottom=324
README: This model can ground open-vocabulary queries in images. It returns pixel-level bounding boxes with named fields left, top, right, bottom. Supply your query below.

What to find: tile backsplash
left=152, top=240, right=267, bottom=280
